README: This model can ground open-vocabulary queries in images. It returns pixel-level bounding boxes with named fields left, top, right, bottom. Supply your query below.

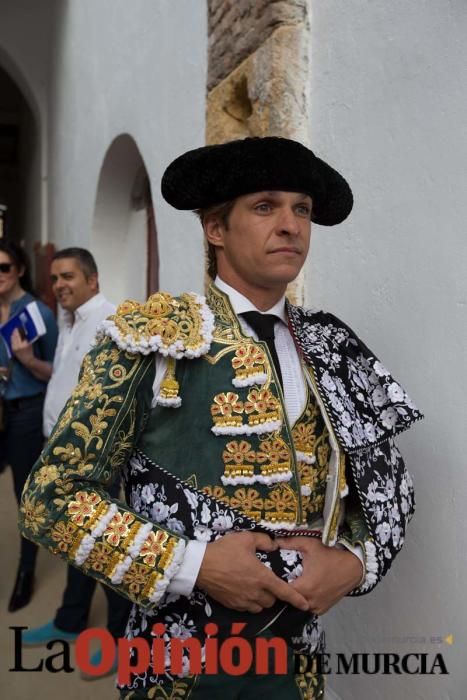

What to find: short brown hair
left=195, top=200, right=236, bottom=279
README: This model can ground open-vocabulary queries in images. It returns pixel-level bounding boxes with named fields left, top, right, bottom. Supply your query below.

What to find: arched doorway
left=92, top=134, right=158, bottom=305
left=0, top=59, right=54, bottom=308
left=0, top=63, right=38, bottom=244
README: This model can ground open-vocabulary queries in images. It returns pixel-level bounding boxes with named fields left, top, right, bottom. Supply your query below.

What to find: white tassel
left=232, top=373, right=268, bottom=388
left=127, top=522, right=153, bottom=558
left=74, top=534, right=96, bottom=565
left=211, top=419, right=282, bottom=437
left=148, top=539, right=187, bottom=604
left=91, top=503, right=119, bottom=538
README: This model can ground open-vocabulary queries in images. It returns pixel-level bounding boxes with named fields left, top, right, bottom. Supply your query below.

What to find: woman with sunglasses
left=0, top=239, right=58, bottom=612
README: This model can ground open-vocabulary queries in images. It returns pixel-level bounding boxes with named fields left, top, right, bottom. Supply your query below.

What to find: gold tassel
left=158, top=357, right=181, bottom=406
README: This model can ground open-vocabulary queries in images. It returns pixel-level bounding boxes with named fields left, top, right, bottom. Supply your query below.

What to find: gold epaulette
left=96, top=291, right=214, bottom=359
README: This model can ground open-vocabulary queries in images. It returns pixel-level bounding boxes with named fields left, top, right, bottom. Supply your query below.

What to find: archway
left=0, top=63, right=38, bottom=244
left=92, top=134, right=158, bottom=305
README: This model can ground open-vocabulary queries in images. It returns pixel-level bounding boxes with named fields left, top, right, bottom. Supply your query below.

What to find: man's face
left=207, top=191, right=312, bottom=295
left=50, top=257, right=98, bottom=313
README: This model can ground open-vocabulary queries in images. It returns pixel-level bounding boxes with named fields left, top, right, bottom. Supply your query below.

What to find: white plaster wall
left=48, top=0, right=207, bottom=299
left=307, top=2, right=466, bottom=698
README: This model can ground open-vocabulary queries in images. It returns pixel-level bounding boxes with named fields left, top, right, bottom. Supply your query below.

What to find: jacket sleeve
left=337, top=480, right=375, bottom=593
left=344, top=438, right=415, bottom=595
left=19, top=339, right=187, bottom=610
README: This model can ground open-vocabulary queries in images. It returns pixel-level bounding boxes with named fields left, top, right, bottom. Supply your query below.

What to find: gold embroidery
left=110, top=403, right=137, bottom=468
left=121, top=678, right=195, bottom=699
left=206, top=284, right=241, bottom=331
left=148, top=679, right=195, bottom=700
left=109, top=364, right=127, bottom=382
left=142, top=570, right=164, bottom=601
left=338, top=453, right=347, bottom=494
left=122, top=521, right=143, bottom=551
left=244, top=388, right=280, bottom=427
left=67, top=491, right=102, bottom=527
left=52, top=346, right=140, bottom=445
left=86, top=541, right=115, bottom=573
left=123, top=561, right=151, bottom=596
left=94, top=348, right=120, bottom=367
left=185, top=474, right=199, bottom=489
left=229, top=487, right=263, bottom=521
left=71, top=399, right=122, bottom=452
left=69, top=529, right=87, bottom=560
left=256, top=437, right=291, bottom=479
left=231, top=344, right=266, bottom=382
left=159, top=538, right=176, bottom=570
left=293, top=422, right=317, bottom=456
left=291, top=393, right=332, bottom=523
left=211, top=392, right=244, bottom=428
left=294, top=654, right=325, bottom=699
left=34, top=464, right=61, bottom=488
left=263, top=484, right=298, bottom=524
left=104, top=511, right=135, bottom=546
left=222, top=440, right=256, bottom=480
left=50, top=521, right=78, bottom=553
left=85, top=500, right=108, bottom=532
left=53, top=443, right=95, bottom=473
left=159, top=356, right=181, bottom=402
left=138, top=530, right=170, bottom=567
left=111, top=292, right=208, bottom=354
left=201, top=485, right=230, bottom=504
left=52, top=477, right=76, bottom=510
left=105, top=550, right=126, bottom=579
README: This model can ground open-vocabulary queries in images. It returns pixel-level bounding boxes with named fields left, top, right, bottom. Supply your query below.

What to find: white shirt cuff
left=336, top=539, right=366, bottom=587
left=166, top=540, right=207, bottom=596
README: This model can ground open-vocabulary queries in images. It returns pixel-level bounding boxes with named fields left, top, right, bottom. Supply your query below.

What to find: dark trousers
left=54, top=477, right=132, bottom=637
left=54, top=565, right=132, bottom=638
left=1, top=394, right=44, bottom=572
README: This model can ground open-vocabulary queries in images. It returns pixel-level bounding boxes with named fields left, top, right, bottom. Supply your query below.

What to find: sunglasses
left=0, top=263, right=14, bottom=273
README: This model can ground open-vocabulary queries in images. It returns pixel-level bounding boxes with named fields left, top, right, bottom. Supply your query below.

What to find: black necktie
left=241, top=311, right=283, bottom=389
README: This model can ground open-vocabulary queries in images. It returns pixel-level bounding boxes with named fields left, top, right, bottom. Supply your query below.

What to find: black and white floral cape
left=287, top=304, right=422, bottom=584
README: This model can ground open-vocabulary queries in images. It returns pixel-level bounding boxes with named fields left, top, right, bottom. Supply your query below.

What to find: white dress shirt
left=43, top=293, right=116, bottom=437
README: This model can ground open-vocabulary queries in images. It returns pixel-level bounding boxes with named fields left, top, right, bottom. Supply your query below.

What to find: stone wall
left=206, top=0, right=312, bottom=302
left=207, top=0, right=308, bottom=90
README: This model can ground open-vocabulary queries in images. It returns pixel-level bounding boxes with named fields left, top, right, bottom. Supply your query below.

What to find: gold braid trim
left=69, top=529, right=86, bottom=561
left=96, top=292, right=214, bottom=359
left=122, top=521, right=143, bottom=552
left=84, top=500, right=109, bottom=532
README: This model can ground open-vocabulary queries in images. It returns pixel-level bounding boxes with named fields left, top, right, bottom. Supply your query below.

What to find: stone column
left=206, top=0, right=312, bottom=304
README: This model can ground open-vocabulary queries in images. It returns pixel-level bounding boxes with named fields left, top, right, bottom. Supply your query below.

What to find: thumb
left=251, top=532, right=278, bottom=553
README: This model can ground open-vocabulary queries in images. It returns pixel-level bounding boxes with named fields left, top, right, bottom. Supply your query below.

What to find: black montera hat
left=161, top=136, right=353, bottom=226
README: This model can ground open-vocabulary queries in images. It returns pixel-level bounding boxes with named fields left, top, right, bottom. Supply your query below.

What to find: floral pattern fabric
left=122, top=449, right=324, bottom=694
left=287, top=305, right=423, bottom=451
left=287, top=303, right=421, bottom=593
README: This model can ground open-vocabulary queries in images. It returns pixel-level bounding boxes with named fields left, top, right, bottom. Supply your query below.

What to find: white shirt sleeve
left=336, top=539, right=366, bottom=586
left=166, top=540, right=207, bottom=596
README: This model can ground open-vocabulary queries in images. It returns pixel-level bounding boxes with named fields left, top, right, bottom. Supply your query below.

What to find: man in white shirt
left=23, top=248, right=132, bottom=676
left=43, top=249, right=116, bottom=436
